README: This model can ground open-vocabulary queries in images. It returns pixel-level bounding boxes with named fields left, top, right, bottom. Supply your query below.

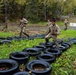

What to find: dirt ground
left=0, top=22, right=47, bottom=35
left=0, top=22, right=76, bottom=36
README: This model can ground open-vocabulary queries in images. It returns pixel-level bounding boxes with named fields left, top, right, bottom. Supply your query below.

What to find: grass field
left=0, top=29, right=76, bottom=75
left=28, top=21, right=64, bottom=26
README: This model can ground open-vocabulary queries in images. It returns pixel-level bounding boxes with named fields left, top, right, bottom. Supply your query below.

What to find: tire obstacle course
left=0, top=35, right=76, bottom=75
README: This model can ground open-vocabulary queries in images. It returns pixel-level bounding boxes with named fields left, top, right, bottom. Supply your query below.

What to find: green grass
left=56, top=21, right=64, bottom=26
left=0, top=31, right=15, bottom=38
left=0, top=30, right=76, bottom=75
left=28, top=21, right=64, bottom=26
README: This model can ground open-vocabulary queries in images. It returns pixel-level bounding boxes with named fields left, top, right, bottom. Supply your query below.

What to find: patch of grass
left=58, top=30, right=76, bottom=40
left=0, top=31, right=15, bottom=38
left=28, top=21, right=63, bottom=26
left=51, top=45, right=76, bottom=75
left=0, top=30, right=76, bottom=75
left=56, top=21, right=64, bottom=26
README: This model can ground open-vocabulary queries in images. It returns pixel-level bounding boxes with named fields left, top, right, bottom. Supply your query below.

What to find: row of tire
left=0, top=38, right=76, bottom=75
left=0, top=34, right=45, bottom=45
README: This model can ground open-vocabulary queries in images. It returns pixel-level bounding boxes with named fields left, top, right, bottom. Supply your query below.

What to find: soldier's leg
left=64, top=24, right=67, bottom=30
left=52, top=35, right=59, bottom=48
left=20, top=27, right=23, bottom=37
left=66, top=24, right=67, bottom=30
left=22, top=27, right=29, bottom=38
left=45, top=33, right=51, bottom=44
left=23, top=32, right=29, bottom=37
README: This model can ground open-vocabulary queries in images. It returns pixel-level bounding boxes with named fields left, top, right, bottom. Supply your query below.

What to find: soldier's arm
left=56, top=25, right=60, bottom=35
left=23, top=18, right=28, bottom=24
left=46, top=26, right=51, bottom=34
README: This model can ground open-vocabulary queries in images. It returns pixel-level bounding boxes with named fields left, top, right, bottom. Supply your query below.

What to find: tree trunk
left=2, top=0, right=8, bottom=31
left=5, top=0, right=8, bottom=28
left=44, top=0, right=47, bottom=20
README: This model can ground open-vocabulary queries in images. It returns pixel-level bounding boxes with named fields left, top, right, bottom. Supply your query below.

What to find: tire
left=9, top=52, right=29, bottom=64
left=68, top=38, right=76, bottom=44
left=0, top=40, right=11, bottom=44
left=29, top=36, right=34, bottom=40
left=72, top=40, right=76, bottom=44
left=0, top=59, right=19, bottom=75
left=45, top=48, right=61, bottom=57
left=57, top=39, right=63, bottom=44
left=26, top=60, right=52, bottom=75
left=53, top=45, right=66, bottom=52
left=0, top=37, right=6, bottom=40
left=40, top=42, right=54, bottom=48
left=62, top=42, right=72, bottom=47
left=13, top=72, right=35, bottom=75
left=23, top=48, right=41, bottom=56
left=7, top=37, right=13, bottom=40
left=61, top=43, right=70, bottom=49
left=33, top=45, right=46, bottom=51
left=68, top=38, right=76, bottom=41
left=57, top=46, right=66, bottom=52
left=37, top=54, right=56, bottom=63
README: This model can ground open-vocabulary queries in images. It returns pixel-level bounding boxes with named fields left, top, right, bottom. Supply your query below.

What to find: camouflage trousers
left=20, top=26, right=29, bottom=37
left=64, top=23, right=67, bottom=30
left=45, top=33, right=59, bottom=48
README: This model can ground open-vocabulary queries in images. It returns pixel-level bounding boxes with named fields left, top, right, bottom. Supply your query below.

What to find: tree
left=2, top=0, right=8, bottom=31
left=25, top=0, right=39, bottom=22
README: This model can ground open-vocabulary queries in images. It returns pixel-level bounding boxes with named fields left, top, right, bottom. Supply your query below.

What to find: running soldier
left=45, top=19, right=60, bottom=48
left=20, top=17, right=29, bottom=38
left=64, top=19, right=68, bottom=30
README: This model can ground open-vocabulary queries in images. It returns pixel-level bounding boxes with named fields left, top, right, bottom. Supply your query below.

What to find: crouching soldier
left=45, top=19, right=60, bottom=48
left=20, top=17, right=29, bottom=38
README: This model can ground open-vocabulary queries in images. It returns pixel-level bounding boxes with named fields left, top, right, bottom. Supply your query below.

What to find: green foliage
left=0, top=0, right=76, bottom=22
left=25, top=0, right=39, bottom=22
left=0, top=1, right=4, bottom=13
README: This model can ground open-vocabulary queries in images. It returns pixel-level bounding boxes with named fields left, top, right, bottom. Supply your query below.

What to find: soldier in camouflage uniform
left=20, top=17, right=29, bottom=38
left=64, top=19, right=68, bottom=30
left=47, top=19, right=52, bottom=26
left=45, top=19, right=60, bottom=48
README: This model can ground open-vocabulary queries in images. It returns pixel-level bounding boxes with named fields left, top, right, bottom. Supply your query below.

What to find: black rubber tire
left=7, top=37, right=13, bottom=40
left=53, top=45, right=66, bottom=52
left=72, top=40, right=76, bottom=44
left=68, top=38, right=76, bottom=44
left=45, top=48, right=61, bottom=57
left=0, top=37, right=6, bottom=40
left=23, top=48, right=41, bottom=56
left=68, top=38, right=76, bottom=41
left=13, top=72, right=35, bottom=75
left=0, top=59, right=19, bottom=75
left=33, top=45, right=46, bottom=51
left=9, top=52, right=29, bottom=64
left=61, top=43, right=70, bottom=49
left=0, top=40, right=11, bottom=44
left=37, top=54, right=56, bottom=63
left=57, top=39, right=63, bottom=44
left=57, top=46, right=67, bottom=52
left=62, top=42, right=72, bottom=47
left=26, top=60, right=52, bottom=75
left=40, top=42, right=54, bottom=48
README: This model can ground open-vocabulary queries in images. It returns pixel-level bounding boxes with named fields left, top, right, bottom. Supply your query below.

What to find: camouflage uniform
left=47, top=21, right=52, bottom=26
left=64, top=19, right=68, bottom=30
left=20, top=18, right=29, bottom=37
left=45, top=24, right=60, bottom=48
